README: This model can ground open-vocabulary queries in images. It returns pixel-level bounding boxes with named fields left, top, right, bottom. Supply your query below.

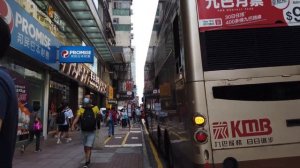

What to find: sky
left=131, top=0, right=159, bottom=103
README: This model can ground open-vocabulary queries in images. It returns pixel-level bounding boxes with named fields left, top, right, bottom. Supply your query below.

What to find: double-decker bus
left=143, top=0, right=300, bottom=167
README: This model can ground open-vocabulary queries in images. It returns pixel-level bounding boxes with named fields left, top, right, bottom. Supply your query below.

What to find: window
left=113, top=18, right=119, bottom=24
left=113, top=9, right=130, bottom=16
left=113, top=2, right=130, bottom=9
left=213, top=81, right=300, bottom=101
left=113, top=24, right=131, bottom=31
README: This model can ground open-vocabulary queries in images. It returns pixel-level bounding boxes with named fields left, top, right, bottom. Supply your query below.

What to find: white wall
left=115, top=31, right=131, bottom=46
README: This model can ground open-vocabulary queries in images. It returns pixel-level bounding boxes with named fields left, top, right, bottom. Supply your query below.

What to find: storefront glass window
left=11, top=64, right=43, bottom=80
left=48, top=81, right=70, bottom=133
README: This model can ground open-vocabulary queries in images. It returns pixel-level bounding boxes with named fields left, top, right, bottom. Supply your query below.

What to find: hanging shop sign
left=60, top=63, right=106, bottom=94
left=108, top=86, right=114, bottom=99
left=59, top=46, right=94, bottom=63
left=0, top=0, right=61, bottom=63
left=108, top=99, right=118, bottom=104
left=116, top=92, right=134, bottom=101
left=197, top=0, right=300, bottom=32
left=159, top=83, right=171, bottom=97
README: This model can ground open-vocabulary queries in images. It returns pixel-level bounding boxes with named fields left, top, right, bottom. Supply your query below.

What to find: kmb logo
left=213, top=118, right=272, bottom=139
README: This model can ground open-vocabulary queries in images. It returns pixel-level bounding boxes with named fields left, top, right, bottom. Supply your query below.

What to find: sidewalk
left=13, top=122, right=148, bottom=168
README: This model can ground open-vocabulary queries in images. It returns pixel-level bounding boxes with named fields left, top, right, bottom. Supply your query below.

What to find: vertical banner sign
left=109, top=86, right=114, bottom=99
left=197, top=0, right=300, bottom=32
left=0, top=0, right=61, bottom=63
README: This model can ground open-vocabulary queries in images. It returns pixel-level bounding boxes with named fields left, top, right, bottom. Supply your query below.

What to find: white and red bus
left=144, top=0, right=300, bottom=167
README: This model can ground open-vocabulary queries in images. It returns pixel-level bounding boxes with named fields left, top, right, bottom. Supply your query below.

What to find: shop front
left=0, top=0, right=61, bottom=141
left=60, top=63, right=107, bottom=110
left=5, top=64, right=45, bottom=141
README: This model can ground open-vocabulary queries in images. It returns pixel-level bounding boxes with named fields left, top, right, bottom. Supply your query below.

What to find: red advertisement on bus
left=197, top=0, right=300, bottom=32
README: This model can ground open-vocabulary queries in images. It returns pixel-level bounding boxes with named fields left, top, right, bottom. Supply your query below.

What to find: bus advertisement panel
left=197, top=0, right=300, bottom=32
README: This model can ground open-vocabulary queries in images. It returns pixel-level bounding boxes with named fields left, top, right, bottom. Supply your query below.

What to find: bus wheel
left=164, top=131, right=174, bottom=168
left=223, top=157, right=238, bottom=168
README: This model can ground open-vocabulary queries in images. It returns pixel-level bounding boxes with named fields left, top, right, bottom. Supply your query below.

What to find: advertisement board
left=0, top=0, right=61, bottom=63
left=59, top=46, right=94, bottom=63
left=197, top=0, right=300, bottom=32
left=6, top=70, right=30, bottom=140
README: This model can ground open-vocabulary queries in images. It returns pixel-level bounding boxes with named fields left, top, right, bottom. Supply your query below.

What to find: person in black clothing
left=0, top=17, right=19, bottom=168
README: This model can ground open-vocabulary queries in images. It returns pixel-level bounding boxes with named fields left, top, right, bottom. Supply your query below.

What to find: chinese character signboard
left=60, top=63, right=106, bottom=94
left=212, top=118, right=274, bottom=149
left=197, top=0, right=300, bottom=32
left=0, top=0, right=61, bottom=63
left=59, top=46, right=94, bottom=63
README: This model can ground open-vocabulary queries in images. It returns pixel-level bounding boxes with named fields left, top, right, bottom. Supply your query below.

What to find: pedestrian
left=132, top=107, right=136, bottom=123
left=20, top=103, right=42, bottom=153
left=0, top=17, right=19, bottom=168
left=106, top=107, right=116, bottom=137
left=135, top=107, right=141, bottom=123
left=56, top=100, right=73, bottom=144
left=72, top=94, right=100, bottom=168
left=121, top=109, right=128, bottom=128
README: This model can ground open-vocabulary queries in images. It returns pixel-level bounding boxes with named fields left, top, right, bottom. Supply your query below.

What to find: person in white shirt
left=57, top=100, right=73, bottom=144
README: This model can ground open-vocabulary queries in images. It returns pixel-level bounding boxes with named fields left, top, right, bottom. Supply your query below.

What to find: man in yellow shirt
left=72, top=94, right=99, bottom=168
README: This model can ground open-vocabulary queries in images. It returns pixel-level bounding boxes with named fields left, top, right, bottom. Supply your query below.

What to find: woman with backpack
left=20, top=104, right=42, bottom=153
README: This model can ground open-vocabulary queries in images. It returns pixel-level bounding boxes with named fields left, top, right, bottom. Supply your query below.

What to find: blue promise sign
left=59, top=46, right=94, bottom=63
left=0, top=0, right=61, bottom=64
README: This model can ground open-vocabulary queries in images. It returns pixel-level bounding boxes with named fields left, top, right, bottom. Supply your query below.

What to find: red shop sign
left=197, top=0, right=300, bottom=32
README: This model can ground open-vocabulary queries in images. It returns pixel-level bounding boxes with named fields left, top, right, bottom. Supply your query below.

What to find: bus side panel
left=213, top=145, right=300, bottom=168
left=185, top=81, right=214, bottom=166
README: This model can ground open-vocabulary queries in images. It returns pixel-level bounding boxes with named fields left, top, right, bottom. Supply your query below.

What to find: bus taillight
left=194, top=115, right=206, bottom=126
left=194, top=130, right=208, bottom=143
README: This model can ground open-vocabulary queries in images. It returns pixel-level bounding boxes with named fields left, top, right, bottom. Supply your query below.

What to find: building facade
left=108, top=0, right=135, bottom=108
left=0, top=0, right=115, bottom=140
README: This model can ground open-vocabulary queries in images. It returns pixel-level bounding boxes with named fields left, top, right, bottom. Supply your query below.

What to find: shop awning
left=63, top=0, right=115, bottom=62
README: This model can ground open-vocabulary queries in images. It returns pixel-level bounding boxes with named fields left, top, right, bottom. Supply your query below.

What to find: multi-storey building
left=108, top=0, right=134, bottom=108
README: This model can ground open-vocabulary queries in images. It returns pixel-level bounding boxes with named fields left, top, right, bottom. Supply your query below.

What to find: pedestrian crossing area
left=104, top=124, right=143, bottom=148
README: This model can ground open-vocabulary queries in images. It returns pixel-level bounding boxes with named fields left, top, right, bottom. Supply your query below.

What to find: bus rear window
left=213, top=81, right=300, bottom=101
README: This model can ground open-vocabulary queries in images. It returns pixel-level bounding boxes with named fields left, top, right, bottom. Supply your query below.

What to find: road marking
left=130, top=131, right=141, bottom=133
left=142, top=119, right=149, bottom=135
left=105, top=145, right=123, bottom=148
left=142, top=119, right=163, bottom=168
left=131, top=137, right=138, bottom=140
left=104, top=137, right=112, bottom=145
left=104, top=144, right=142, bottom=148
left=149, top=132, right=163, bottom=168
left=122, top=132, right=129, bottom=145
left=123, top=144, right=142, bottom=147
left=115, top=136, right=122, bottom=139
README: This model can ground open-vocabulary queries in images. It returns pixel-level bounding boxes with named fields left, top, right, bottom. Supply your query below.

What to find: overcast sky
left=132, top=0, right=158, bottom=103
